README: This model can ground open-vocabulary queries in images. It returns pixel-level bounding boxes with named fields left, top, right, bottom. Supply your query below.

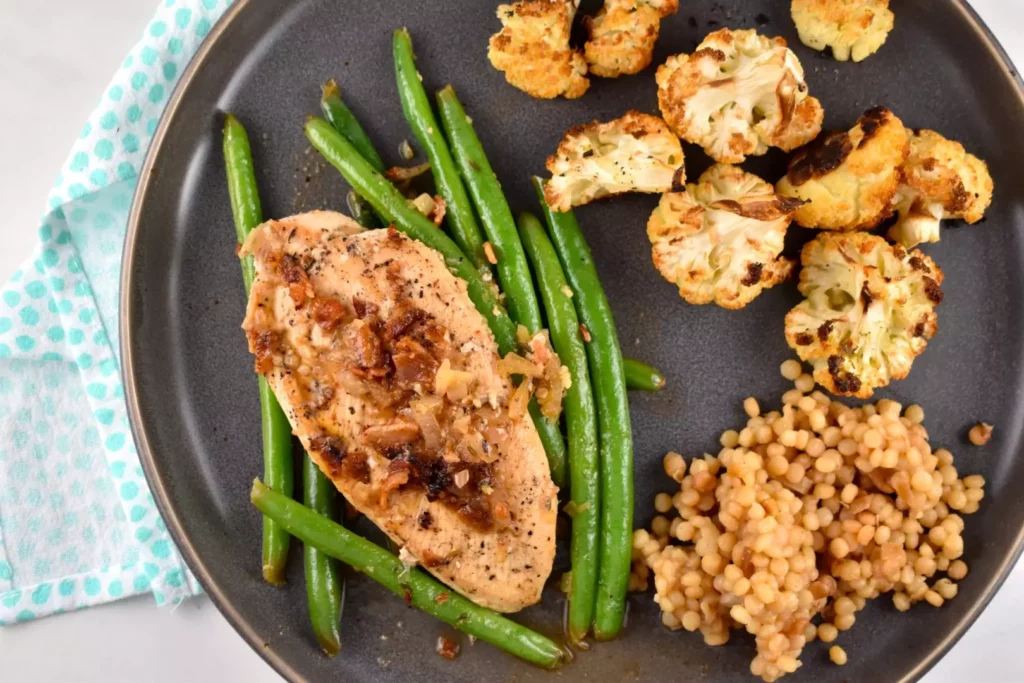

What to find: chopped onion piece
left=508, top=379, right=531, bottom=421
left=497, top=352, right=544, bottom=378
left=399, top=139, right=415, bottom=160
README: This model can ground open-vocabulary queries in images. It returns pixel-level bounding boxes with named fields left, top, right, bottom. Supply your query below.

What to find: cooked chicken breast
left=241, top=211, right=558, bottom=612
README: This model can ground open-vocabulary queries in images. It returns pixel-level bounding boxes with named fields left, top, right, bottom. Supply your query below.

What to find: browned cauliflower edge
left=544, top=110, right=684, bottom=211
left=791, top=0, right=895, bottom=63
left=656, top=28, right=824, bottom=164
left=784, top=232, right=944, bottom=398
left=584, top=0, right=679, bottom=78
left=648, top=164, right=804, bottom=309
left=887, top=129, right=994, bottom=248
left=488, top=0, right=589, bottom=99
left=776, top=106, right=909, bottom=231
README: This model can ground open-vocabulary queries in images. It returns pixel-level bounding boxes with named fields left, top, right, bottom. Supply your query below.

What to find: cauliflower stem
left=887, top=128, right=994, bottom=248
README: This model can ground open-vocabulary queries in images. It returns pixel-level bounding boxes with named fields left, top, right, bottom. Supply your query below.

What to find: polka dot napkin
left=0, top=0, right=233, bottom=625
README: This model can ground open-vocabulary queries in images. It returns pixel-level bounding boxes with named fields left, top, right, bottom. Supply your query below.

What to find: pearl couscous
left=968, top=422, right=993, bottom=446
left=631, top=363, right=985, bottom=682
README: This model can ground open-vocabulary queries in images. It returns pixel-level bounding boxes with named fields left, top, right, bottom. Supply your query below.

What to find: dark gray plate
left=121, top=1, right=1024, bottom=681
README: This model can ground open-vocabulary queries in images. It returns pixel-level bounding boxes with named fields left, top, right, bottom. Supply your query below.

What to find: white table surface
left=1, top=1, right=1023, bottom=681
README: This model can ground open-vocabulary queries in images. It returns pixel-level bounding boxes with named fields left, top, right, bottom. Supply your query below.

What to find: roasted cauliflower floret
left=791, top=0, right=895, bottom=62
left=488, top=0, right=589, bottom=99
left=785, top=232, right=944, bottom=397
left=647, top=165, right=804, bottom=309
left=584, top=0, right=679, bottom=78
left=887, top=129, right=994, bottom=248
left=656, top=28, right=824, bottom=164
left=544, top=111, right=684, bottom=211
left=777, top=106, right=909, bottom=231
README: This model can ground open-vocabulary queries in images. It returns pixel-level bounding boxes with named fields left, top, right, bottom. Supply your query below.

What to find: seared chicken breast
left=241, top=211, right=558, bottom=612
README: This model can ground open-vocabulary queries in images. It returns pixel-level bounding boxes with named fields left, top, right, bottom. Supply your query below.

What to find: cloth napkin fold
left=0, top=0, right=235, bottom=624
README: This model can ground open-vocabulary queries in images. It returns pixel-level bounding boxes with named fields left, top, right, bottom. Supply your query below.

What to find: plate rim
left=120, top=2, right=1024, bottom=682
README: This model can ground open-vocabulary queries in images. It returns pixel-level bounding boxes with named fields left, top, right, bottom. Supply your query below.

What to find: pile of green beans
left=393, top=29, right=491, bottom=273
left=222, top=113, right=294, bottom=587
left=436, top=86, right=536, bottom=326
left=230, top=26, right=674, bottom=665
left=518, top=212, right=600, bottom=646
left=534, top=178, right=634, bottom=640
left=435, top=84, right=568, bottom=490
left=251, top=480, right=565, bottom=669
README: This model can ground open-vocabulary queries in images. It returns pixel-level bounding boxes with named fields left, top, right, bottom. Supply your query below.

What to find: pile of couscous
left=630, top=360, right=985, bottom=682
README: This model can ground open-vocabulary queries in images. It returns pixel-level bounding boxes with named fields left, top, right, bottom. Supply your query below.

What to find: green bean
left=345, top=189, right=380, bottom=230
left=250, top=480, right=565, bottom=668
left=224, top=114, right=261, bottom=291
left=302, top=457, right=344, bottom=655
left=256, top=380, right=294, bottom=586
left=435, top=85, right=567, bottom=489
left=623, top=357, right=666, bottom=392
left=222, top=113, right=294, bottom=586
left=304, top=117, right=517, bottom=354
left=320, top=80, right=386, bottom=174
left=393, top=29, right=490, bottom=272
left=321, top=82, right=385, bottom=229
left=435, top=86, right=536, bottom=325
left=533, top=178, right=633, bottom=640
left=517, top=212, right=599, bottom=646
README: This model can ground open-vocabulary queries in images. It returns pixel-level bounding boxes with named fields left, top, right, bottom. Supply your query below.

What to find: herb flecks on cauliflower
left=888, top=129, right=994, bottom=248
left=791, top=0, right=895, bottom=63
left=648, top=164, right=804, bottom=309
left=785, top=232, right=944, bottom=398
left=488, top=0, right=590, bottom=100
left=544, top=111, right=684, bottom=211
left=656, top=28, right=824, bottom=164
left=584, top=0, right=679, bottom=78
left=777, top=106, right=908, bottom=231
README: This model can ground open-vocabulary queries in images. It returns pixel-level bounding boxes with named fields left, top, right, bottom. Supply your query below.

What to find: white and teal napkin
left=0, top=0, right=236, bottom=624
